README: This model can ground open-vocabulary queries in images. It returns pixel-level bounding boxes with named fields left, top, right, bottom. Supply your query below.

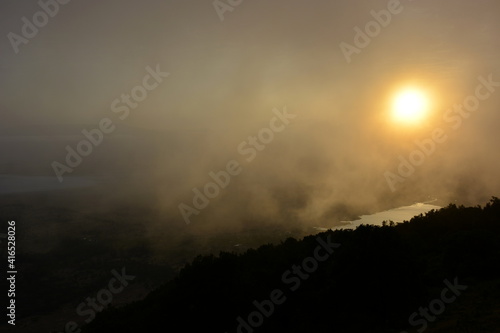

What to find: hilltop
left=82, top=197, right=500, bottom=332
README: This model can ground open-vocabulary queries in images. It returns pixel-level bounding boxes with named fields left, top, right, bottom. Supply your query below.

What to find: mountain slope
left=83, top=198, right=500, bottom=333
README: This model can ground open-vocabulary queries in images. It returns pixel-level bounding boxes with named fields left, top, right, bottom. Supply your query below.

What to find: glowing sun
left=392, top=89, right=430, bottom=125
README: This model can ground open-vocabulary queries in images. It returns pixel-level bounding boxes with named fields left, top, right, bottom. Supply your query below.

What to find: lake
left=316, top=201, right=441, bottom=231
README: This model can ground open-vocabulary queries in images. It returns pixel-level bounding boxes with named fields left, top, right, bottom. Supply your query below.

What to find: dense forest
left=83, top=198, right=500, bottom=332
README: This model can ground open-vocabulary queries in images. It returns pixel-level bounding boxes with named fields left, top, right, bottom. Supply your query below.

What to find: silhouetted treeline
left=83, top=197, right=500, bottom=333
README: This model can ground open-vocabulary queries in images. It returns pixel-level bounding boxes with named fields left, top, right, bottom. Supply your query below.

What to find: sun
left=391, top=88, right=430, bottom=125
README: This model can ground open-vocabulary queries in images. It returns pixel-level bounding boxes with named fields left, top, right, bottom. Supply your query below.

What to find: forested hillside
left=84, top=198, right=500, bottom=333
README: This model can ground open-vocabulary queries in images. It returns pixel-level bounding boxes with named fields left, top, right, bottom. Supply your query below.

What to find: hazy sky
left=1, top=0, right=499, bottom=229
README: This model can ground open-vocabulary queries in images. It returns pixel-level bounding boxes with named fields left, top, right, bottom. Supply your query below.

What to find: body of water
left=316, top=201, right=441, bottom=231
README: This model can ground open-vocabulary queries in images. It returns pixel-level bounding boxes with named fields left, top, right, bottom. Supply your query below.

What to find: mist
left=1, top=0, right=499, bottom=238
